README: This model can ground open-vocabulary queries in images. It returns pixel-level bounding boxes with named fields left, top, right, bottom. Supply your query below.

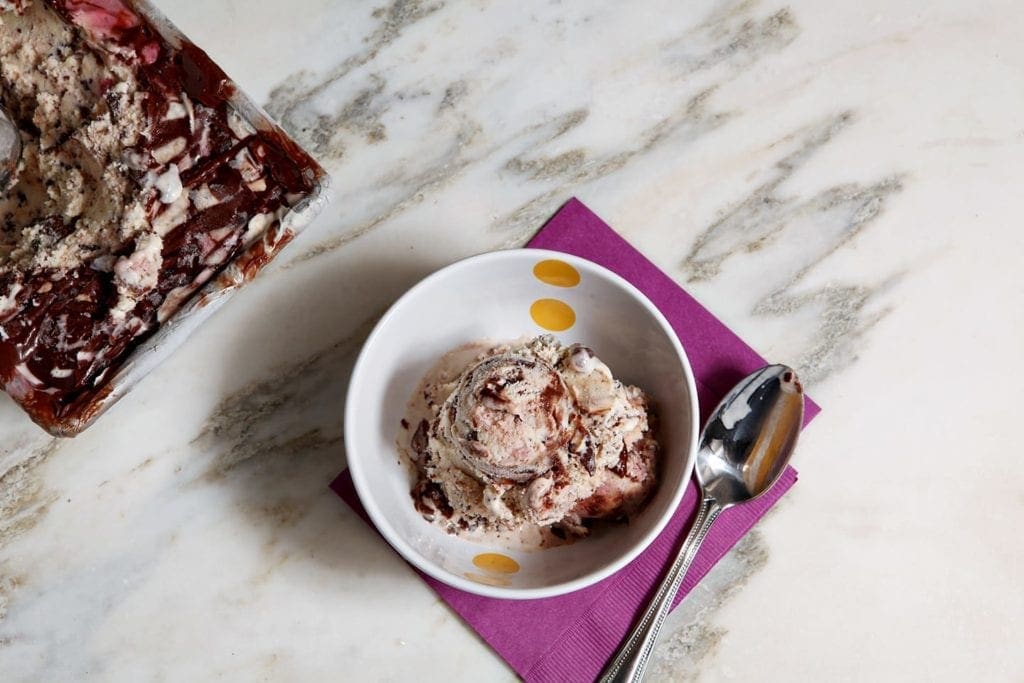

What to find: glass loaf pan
left=0, top=0, right=329, bottom=436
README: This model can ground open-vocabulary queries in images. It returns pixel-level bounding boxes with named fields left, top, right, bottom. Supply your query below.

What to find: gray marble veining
left=1, top=0, right=1021, bottom=679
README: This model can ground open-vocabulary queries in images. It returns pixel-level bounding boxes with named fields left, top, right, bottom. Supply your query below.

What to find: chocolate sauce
left=580, top=444, right=596, bottom=476
left=412, top=479, right=454, bottom=520
left=610, top=444, right=631, bottom=478
left=410, top=419, right=429, bottom=456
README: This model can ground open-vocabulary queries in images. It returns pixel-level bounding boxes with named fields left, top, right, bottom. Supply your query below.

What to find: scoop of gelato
left=402, top=335, right=659, bottom=545
left=445, top=353, right=576, bottom=483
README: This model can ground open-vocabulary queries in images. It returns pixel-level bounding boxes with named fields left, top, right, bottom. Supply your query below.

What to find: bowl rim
left=345, top=248, right=699, bottom=599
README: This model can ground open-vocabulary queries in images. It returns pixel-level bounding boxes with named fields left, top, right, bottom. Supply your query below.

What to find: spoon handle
left=597, top=495, right=722, bottom=683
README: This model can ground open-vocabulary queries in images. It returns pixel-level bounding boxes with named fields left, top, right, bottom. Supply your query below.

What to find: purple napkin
left=331, top=198, right=819, bottom=682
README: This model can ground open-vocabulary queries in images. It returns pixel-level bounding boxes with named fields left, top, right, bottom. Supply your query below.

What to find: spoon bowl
left=600, top=364, right=805, bottom=683
left=698, top=365, right=804, bottom=508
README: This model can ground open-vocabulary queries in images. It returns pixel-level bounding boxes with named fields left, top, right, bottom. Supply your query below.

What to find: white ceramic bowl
left=345, top=249, right=698, bottom=599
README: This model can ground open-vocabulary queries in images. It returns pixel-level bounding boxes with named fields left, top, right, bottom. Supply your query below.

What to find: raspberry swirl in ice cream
left=401, top=335, right=660, bottom=546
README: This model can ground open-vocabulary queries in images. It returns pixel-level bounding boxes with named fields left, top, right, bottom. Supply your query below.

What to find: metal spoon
left=0, top=105, right=21, bottom=192
left=599, top=364, right=805, bottom=683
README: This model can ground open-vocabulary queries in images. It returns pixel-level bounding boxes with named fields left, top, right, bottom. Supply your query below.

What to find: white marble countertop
left=2, top=0, right=1022, bottom=680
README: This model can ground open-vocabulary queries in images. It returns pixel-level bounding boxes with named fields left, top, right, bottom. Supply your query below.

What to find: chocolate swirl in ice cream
left=401, top=335, right=660, bottom=546
left=444, top=354, right=576, bottom=483
left=0, top=0, right=321, bottom=433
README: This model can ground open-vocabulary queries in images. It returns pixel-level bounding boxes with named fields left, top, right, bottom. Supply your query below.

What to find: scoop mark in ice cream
left=530, top=298, right=576, bottom=331
left=532, top=259, right=580, bottom=288
left=401, top=335, right=660, bottom=547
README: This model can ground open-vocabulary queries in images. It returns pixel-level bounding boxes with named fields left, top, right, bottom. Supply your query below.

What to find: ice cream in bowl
left=345, top=249, right=698, bottom=599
